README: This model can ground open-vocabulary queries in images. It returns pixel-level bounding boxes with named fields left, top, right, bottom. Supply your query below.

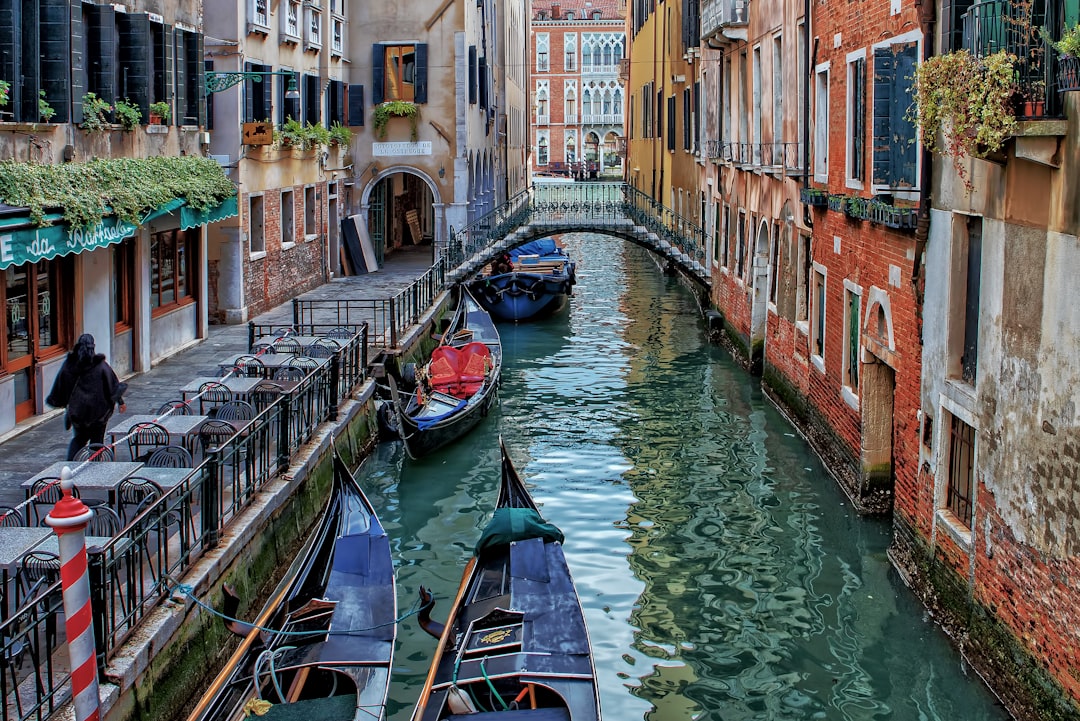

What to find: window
left=305, top=186, right=317, bottom=237
left=332, top=18, right=343, bottom=55
left=951, top=216, right=982, bottom=384
left=536, top=82, right=549, bottom=124
left=721, top=205, right=731, bottom=268
left=772, top=36, right=783, bottom=151
left=814, top=64, right=829, bottom=181
left=811, top=265, right=826, bottom=361
left=245, top=63, right=272, bottom=122
left=721, top=58, right=731, bottom=145
left=303, top=74, right=321, bottom=125
left=712, top=203, right=722, bottom=265
left=768, top=222, right=781, bottom=305
left=113, top=240, right=134, bottom=330
left=797, top=24, right=807, bottom=169
left=843, top=285, right=861, bottom=390
left=565, top=82, right=577, bottom=123
left=374, top=44, right=428, bottom=103
left=682, top=88, right=692, bottom=151
left=305, top=7, right=322, bottom=48
left=283, top=0, right=301, bottom=41
left=847, top=54, right=866, bottom=184
left=150, top=230, right=194, bottom=311
left=736, top=211, right=746, bottom=278
left=537, top=33, right=550, bottom=72
left=565, top=133, right=576, bottom=162
left=872, top=40, right=919, bottom=188
left=752, top=46, right=762, bottom=160
left=565, top=34, right=577, bottom=71
left=281, top=189, right=295, bottom=247
left=796, top=233, right=810, bottom=323
left=537, top=133, right=549, bottom=165
left=945, top=413, right=975, bottom=528
left=252, top=0, right=270, bottom=29
left=667, top=95, right=676, bottom=152
left=249, top=195, right=266, bottom=254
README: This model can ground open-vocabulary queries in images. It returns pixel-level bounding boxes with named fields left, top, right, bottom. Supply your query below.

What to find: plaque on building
left=372, top=141, right=433, bottom=157
left=243, top=122, right=274, bottom=146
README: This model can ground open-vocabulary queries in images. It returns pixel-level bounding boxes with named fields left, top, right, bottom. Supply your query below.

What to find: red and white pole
left=45, top=466, right=100, bottom=721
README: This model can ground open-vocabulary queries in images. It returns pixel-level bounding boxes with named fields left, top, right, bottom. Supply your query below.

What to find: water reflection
left=362, top=235, right=1007, bottom=721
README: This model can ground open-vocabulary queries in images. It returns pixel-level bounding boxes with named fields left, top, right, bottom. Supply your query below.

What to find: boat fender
left=447, top=686, right=478, bottom=715
left=525, top=278, right=545, bottom=301
left=401, top=362, right=418, bottom=389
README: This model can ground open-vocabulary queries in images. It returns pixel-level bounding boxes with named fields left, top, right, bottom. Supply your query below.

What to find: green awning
left=0, top=195, right=237, bottom=270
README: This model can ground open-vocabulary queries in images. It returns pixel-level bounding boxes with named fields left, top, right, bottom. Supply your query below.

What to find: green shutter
left=117, top=12, right=151, bottom=112
left=40, top=0, right=72, bottom=123
left=890, top=42, right=918, bottom=188
left=414, top=43, right=428, bottom=103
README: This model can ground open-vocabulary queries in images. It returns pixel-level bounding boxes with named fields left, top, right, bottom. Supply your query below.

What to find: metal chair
left=250, top=342, right=277, bottom=355
left=230, top=354, right=266, bottom=378
left=273, top=366, right=307, bottom=381
left=117, top=477, right=164, bottom=525
left=126, top=421, right=171, bottom=462
left=286, top=355, right=320, bottom=371
left=303, top=341, right=336, bottom=359
left=198, top=381, right=234, bottom=416
left=73, top=443, right=115, bottom=462
left=215, top=400, right=256, bottom=422
left=158, top=399, right=193, bottom=416
left=274, top=337, right=302, bottom=356
left=197, top=419, right=236, bottom=454
left=86, top=505, right=122, bottom=538
left=28, top=477, right=77, bottom=525
left=145, top=444, right=194, bottom=468
left=249, top=382, right=283, bottom=412
left=325, top=326, right=355, bottom=340
left=273, top=326, right=297, bottom=337
left=0, top=505, right=25, bottom=527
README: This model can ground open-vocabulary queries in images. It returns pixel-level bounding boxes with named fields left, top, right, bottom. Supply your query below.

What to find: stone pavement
left=0, top=246, right=434, bottom=508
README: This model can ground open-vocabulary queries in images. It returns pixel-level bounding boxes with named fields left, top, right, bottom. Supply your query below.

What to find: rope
left=480, top=657, right=510, bottom=710
left=167, top=578, right=426, bottom=637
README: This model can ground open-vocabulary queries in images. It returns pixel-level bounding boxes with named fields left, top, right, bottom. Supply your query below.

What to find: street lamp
left=205, top=70, right=300, bottom=98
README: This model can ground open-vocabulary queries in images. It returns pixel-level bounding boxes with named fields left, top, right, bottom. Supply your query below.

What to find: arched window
left=538, top=135, right=549, bottom=165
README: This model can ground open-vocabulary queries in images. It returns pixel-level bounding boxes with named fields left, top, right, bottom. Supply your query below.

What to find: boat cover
left=475, top=508, right=564, bottom=554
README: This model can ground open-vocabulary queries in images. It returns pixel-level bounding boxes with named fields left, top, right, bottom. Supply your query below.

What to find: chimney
left=551, top=3, right=561, bottom=18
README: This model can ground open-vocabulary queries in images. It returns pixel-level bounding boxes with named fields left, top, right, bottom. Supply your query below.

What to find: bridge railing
left=622, top=185, right=707, bottom=267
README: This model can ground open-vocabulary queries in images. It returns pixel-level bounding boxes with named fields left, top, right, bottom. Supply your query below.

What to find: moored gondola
left=467, top=238, right=577, bottom=322
left=410, top=439, right=601, bottom=721
left=186, top=448, right=395, bottom=721
left=385, top=285, right=502, bottom=460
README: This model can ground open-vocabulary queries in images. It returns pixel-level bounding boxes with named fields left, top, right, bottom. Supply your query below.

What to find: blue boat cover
left=510, top=239, right=563, bottom=260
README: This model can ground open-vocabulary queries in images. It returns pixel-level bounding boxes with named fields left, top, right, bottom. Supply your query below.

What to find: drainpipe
left=911, top=0, right=937, bottom=343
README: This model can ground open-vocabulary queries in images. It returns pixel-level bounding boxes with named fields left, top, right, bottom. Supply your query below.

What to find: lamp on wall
left=206, top=70, right=300, bottom=98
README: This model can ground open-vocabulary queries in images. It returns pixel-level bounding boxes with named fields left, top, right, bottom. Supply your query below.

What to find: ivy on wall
left=0, top=156, right=237, bottom=229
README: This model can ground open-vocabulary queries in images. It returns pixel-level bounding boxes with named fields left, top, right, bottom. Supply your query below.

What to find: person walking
left=46, top=334, right=128, bottom=461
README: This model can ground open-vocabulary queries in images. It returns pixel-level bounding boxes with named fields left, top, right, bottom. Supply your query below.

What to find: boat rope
left=166, top=578, right=426, bottom=636
left=479, top=657, right=510, bottom=710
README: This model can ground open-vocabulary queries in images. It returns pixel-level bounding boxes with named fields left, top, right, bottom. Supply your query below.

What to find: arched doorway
left=749, top=220, right=770, bottom=370
left=354, top=168, right=440, bottom=274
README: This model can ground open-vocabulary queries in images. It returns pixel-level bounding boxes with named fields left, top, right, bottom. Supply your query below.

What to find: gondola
left=385, top=285, right=502, bottom=460
left=410, top=439, right=602, bottom=721
left=467, top=238, right=576, bottom=322
left=186, top=448, right=395, bottom=721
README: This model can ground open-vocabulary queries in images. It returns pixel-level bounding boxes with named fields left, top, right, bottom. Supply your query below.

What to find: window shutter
left=414, top=43, right=428, bottom=103
left=330, top=79, right=344, bottom=124
left=890, top=43, right=918, bottom=188
left=468, top=46, right=477, bottom=104
left=194, top=32, right=205, bottom=127
left=157, top=22, right=173, bottom=112
left=304, top=73, right=320, bottom=125
left=41, top=0, right=72, bottom=123
left=682, top=87, right=690, bottom=150
left=244, top=62, right=256, bottom=122
left=117, top=13, right=152, bottom=113
left=17, top=1, right=38, bottom=121
left=852, top=57, right=864, bottom=181
left=173, top=29, right=187, bottom=126
left=871, top=48, right=893, bottom=186
left=347, top=83, right=365, bottom=126
left=70, top=1, right=84, bottom=124
left=204, top=59, right=214, bottom=129
left=478, top=56, right=488, bottom=108
left=668, top=95, right=676, bottom=151
left=0, top=0, right=18, bottom=115
left=372, top=44, right=385, bottom=103
left=86, top=3, right=116, bottom=105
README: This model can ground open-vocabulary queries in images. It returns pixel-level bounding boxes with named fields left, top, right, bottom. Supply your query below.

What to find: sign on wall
left=372, top=141, right=433, bottom=157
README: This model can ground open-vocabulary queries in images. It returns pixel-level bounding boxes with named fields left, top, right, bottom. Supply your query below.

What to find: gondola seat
left=428, top=346, right=464, bottom=396
left=458, top=342, right=492, bottom=395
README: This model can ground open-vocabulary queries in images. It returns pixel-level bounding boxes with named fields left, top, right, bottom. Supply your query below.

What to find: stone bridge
left=439, top=181, right=711, bottom=292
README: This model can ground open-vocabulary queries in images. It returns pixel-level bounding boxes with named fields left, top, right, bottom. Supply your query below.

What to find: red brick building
left=530, top=0, right=626, bottom=177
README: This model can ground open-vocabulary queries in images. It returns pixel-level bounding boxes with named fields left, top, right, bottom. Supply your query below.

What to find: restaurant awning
left=0, top=195, right=238, bottom=270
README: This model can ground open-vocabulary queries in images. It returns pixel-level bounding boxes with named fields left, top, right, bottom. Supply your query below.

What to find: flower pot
left=1020, top=100, right=1045, bottom=118
left=149, top=113, right=163, bottom=125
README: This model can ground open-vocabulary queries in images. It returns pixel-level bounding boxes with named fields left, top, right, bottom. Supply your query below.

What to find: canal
left=359, top=234, right=1009, bottom=720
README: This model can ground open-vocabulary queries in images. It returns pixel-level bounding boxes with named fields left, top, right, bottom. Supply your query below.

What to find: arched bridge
left=438, top=182, right=711, bottom=291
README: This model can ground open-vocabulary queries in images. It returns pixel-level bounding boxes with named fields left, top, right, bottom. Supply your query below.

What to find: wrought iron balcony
left=705, top=140, right=805, bottom=175
left=701, top=0, right=748, bottom=42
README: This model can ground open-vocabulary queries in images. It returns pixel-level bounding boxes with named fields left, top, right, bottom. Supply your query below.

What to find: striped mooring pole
left=45, top=466, right=101, bottom=721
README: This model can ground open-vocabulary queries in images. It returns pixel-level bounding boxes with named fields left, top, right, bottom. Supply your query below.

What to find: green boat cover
left=475, top=508, right=564, bottom=554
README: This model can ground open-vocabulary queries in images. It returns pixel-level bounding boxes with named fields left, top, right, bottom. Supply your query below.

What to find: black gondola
left=386, top=285, right=503, bottom=460
left=187, top=448, right=395, bottom=721
left=410, top=439, right=601, bottom=721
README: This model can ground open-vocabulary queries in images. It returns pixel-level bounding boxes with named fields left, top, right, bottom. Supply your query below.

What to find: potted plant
left=80, top=92, right=113, bottom=132
left=1042, top=23, right=1080, bottom=91
left=1018, top=80, right=1046, bottom=117
left=114, top=98, right=141, bottom=130
left=0, top=79, right=9, bottom=108
left=911, top=49, right=1017, bottom=188
left=38, top=90, right=56, bottom=122
left=372, top=100, right=419, bottom=141
left=329, top=121, right=352, bottom=147
left=149, top=101, right=171, bottom=125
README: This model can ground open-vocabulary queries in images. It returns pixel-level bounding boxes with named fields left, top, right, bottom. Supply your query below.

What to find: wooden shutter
left=304, top=73, right=320, bottom=124
left=468, top=46, right=477, bottom=104
left=40, top=0, right=72, bottom=123
left=347, top=83, right=364, bottom=126
left=329, top=79, right=344, bottom=124
left=851, top=57, right=864, bottom=182
left=17, top=0, right=38, bottom=121
left=414, top=43, right=428, bottom=103
left=173, top=29, right=187, bottom=127
left=244, top=61, right=256, bottom=122
left=0, top=0, right=19, bottom=116
left=117, top=12, right=151, bottom=112
left=155, top=22, right=173, bottom=112
left=668, top=95, right=676, bottom=151
left=68, top=0, right=84, bottom=124
left=478, top=56, right=488, bottom=108
left=86, top=3, right=116, bottom=104
left=204, top=59, right=213, bottom=129
left=372, top=44, right=385, bottom=103
left=194, top=32, right=205, bottom=127
left=871, top=48, right=893, bottom=186
left=891, top=43, right=918, bottom=188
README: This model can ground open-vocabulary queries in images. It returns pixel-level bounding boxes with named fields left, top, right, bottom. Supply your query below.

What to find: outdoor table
left=135, top=467, right=195, bottom=492
left=0, top=526, right=52, bottom=620
left=22, top=461, right=145, bottom=509
left=105, top=414, right=211, bottom=458
left=217, top=354, right=327, bottom=379
left=251, top=335, right=335, bottom=350
left=178, top=376, right=298, bottom=404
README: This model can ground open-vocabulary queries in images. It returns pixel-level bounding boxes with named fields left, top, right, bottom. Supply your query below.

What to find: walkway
left=0, top=246, right=433, bottom=508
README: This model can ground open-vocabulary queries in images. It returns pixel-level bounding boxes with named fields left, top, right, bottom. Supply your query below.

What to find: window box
left=866, top=200, right=918, bottom=229
left=827, top=194, right=846, bottom=213
left=1059, top=56, right=1080, bottom=93
left=800, top=187, right=829, bottom=207
left=843, top=195, right=869, bottom=220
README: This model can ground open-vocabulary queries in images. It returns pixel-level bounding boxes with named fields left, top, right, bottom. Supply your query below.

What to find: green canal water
left=359, top=234, right=1010, bottom=720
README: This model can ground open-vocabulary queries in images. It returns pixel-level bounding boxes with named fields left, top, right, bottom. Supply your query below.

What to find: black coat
left=47, top=353, right=127, bottom=429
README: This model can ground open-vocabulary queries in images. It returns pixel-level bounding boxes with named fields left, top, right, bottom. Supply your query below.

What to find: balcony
left=564, top=114, right=579, bottom=125
left=582, top=63, right=622, bottom=75
left=582, top=113, right=624, bottom=125
left=537, top=114, right=550, bottom=126
left=701, top=0, right=748, bottom=44
left=705, top=140, right=805, bottom=175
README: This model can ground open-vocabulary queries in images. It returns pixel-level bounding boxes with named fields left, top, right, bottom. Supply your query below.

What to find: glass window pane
left=35, top=261, right=58, bottom=349
left=5, top=265, right=30, bottom=360
left=150, top=234, right=161, bottom=308
left=176, top=235, right=188, bottom=300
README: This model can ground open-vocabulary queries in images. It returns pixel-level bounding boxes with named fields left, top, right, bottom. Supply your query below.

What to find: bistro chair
left=215, top=400, right=256, bottom=422
left=286, top=355, right=320, bottom=372
left=28, top=477, right=76, bottom=525
left=158, top=399, right=193, bottom=416
left=249, top=381, right=283, bottom=412
left=117, top=477, right=164, bottom=525
left=127, top=421, right=171, bottom=462
left=199, top=381, right=234, bottom=416
left=273, top=326, right=297, bottom=337
left=273, top=366, right=307, bottom=382
left=250, top=342, right=277, bottom=355
left=325, top=326, right=355, bottom=340
left=146, top=444, right=194, bottom=468
left=73, top=443, right=116, bottom=462
left=303, top=341, right=336, bottom=359
left=0, top=505, right=25, bottom=527
left=86, top=506, right=123, bottom=539
left=17, top=550, right=62, bottom=649
left=197, top=419, right=237, bottom=455
left=274, top=337, right=302, bottom=356
left=230, top=354, right=266, bottom=378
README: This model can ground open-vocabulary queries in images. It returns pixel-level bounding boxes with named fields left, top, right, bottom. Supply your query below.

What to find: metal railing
left=705, top=140, right=805, bottom=173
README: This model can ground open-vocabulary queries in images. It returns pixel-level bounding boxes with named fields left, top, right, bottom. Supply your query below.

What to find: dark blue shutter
left=414, top=43, right=428, bottom=103
left=0, top=0, right=19, bottom=117
left=204, top=59, right=213, bottom=129
left=330, top=79, right=344, bottom=124
left=872, top=48, right=893, bottom=186
left=468, top=46, right=477, bottom=104
left=304, top=74, right=320, bottom=124
left=86, top=3, right=116, bottom=105
left=117, top=12, right=151, bottom=113
left=891, top=42, right=918, bottom=188
left=173, top=29, right=186, bottom=127
left=372, top=44, right=385, bottom=103
left=478, top=56, right=488, bottom=108
left=40, top=0, right=72, bottom=123
left=347, top=83, right=364, bottom=126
